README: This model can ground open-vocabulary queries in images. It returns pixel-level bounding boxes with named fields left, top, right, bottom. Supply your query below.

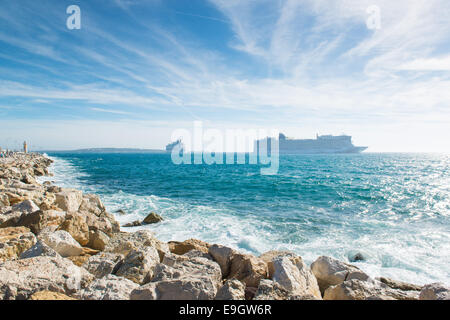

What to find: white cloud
left=0, top=0, right=449, bottom=151
left=397, top=56, right=450, bottom=71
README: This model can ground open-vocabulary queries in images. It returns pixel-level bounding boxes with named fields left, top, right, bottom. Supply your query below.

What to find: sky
left=0, top=0, right=449, bottom=152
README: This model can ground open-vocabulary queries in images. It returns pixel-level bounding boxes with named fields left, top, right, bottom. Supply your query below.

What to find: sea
left=40, top=152, right=450, bottom=285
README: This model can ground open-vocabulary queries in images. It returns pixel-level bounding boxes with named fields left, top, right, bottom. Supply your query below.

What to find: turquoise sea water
left=43, top=152, right=450, bottom=285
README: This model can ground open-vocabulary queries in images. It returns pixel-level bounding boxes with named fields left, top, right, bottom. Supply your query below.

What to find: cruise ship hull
left=278, top=147, right=368, bottom=154
left=255, top=134, right=368, bottom=155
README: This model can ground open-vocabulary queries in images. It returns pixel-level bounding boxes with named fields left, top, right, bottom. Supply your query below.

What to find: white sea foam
left=45, top=155, right=450, bottom=285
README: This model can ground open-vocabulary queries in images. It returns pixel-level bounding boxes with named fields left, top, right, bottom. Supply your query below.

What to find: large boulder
left=254, top=279, right=320, bottom=300
left=4, top=192, right=25, bottom=206
left=0, top=200, right=40, bottom=227
left=254, top=279, right=291, bottom=300
left=159, top=254, right=222, bottom=285
left=39, top=230, right=83, bottom=257
left=0, top=227, right=36, bottom=262
left=20, top=240, right=59, bottom=259
left=131, top=277, right=217, bottom=300
left=169, top=238, right=210, bottom=255
left=29, top=290, right=76, bottom=300
left=54, top=189, right=83, bottom=212
left=324, top=279, right=420, bottom=300
left=58, top=212, right=90, bottom=246
left=259, top=250, right=295, bottom=278
left=84, top=211, right=120, bottom=237
left=271, top=254, right=322, bottom=299
left=377, top=277, right=422, bottom=292
left=67, top=255, right=91, bottom=267
left=228, top=253, right=268, bottom=287
left=79, top=194, right=106, bottom=216
left=310, top=256, right=369, bottom=293
left=83, top=252, right=124, bottom=278
left=0, top=256, right=94, bottom=300
left=87, top=230, right=110, bottom=251
left=104, top=230, right=169, bottom=261
left=215, top=279, right=246, bottom=300
left=115, top=247, right=160, bottom=284
left=208, top=244, right=235, bottom=278
left=419, top=283, right=450, bottom=300
left=131, top=256, right=222, bottom=300
left=79, top=275, right=139, bottom=300
left=10, top=199, right=40, bottom=215
left=15, top=209, right=66, bottom=235
left=183, top=249, right=214, bottom=260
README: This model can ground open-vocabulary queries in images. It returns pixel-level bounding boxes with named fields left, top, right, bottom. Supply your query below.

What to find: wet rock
left=0, top=226, right=37, bottom=262
left=324, top=279, right=420, bottom=300
left=115, top=247, right=160, bottom=284
left=349, top=252, right=365, bottom=262
left=115, top=209, right=126, bottom=215
left=29, top=290, right=76, bottom=300
left=83, top=252, right=124, bottom=278
left=0, top=256, right=94, bottom=300
left=310, top=256, right=369, bottom=293
left=39, top=230, right=83, bottom=257
left=122, top=220, right=141, bottom=227
left=79, top=275, right=138, bottom=300
left=215, top=279, right=245, bottom=300
left=142, top=212, right=163, bottom=224
left=169, top=238, right=210, bottom=255
left=419, top=283, right=450, bottom=300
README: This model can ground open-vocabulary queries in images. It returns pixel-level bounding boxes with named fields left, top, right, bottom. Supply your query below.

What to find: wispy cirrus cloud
left=0, top=0, right=449, bottom=151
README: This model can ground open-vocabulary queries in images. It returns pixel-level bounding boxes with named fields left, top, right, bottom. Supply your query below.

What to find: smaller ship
left=166, top=139, right=184, bottom=152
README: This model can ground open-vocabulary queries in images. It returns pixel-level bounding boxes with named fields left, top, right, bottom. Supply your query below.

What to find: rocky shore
left=0, top=153, right=448, bottom=300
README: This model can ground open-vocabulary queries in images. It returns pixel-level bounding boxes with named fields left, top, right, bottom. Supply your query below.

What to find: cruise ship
left=165, top=139, right=184, bottom=152
left=255, top=133, right=367, bottom=154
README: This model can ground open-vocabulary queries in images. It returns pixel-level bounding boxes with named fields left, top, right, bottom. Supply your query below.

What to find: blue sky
left=0, top=0, right=449, bottom=151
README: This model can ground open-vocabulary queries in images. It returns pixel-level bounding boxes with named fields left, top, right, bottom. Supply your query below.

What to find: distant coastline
left=39, top=148, right=167, bottom=154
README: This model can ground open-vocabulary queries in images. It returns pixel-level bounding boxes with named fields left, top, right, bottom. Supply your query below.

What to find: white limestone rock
left=271, top=254, right=322, bottom=299
left=39, top=230, right=83, bottom=257
left=0, top=256, right=93, bottom=300
left=215, top=279, right=245, bottom=300
left=79, top=274, right=138, bottom=300
left=310, top=256, right=369, bottom=292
